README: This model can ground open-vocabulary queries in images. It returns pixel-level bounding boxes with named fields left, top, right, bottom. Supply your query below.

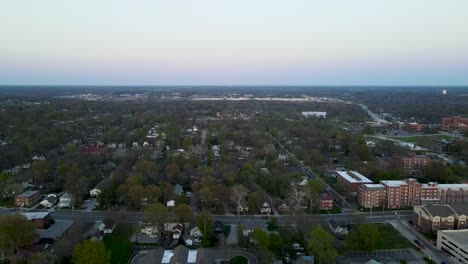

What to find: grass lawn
left=374, top=223, right=414, bottom=250
left=320, top=206, right=342, bottom=214
left=389, top=134, right=454, bottom=143
left=230, top=256, right=248, bottom=264
left=103, top=223, right=135, bottom=264
left=0, top=199, right=13, bottom=207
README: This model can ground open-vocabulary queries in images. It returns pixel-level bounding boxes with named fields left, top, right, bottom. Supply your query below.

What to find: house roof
left=17, top=191, right=39, bottom=198
left=102, top=219, right=115, bottom=229
left=21, top=212, right=50, bottom=220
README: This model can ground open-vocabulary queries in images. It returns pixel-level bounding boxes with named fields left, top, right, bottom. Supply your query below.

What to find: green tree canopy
left=309, top=226, right=337, bottom=264
left=144, top=202, right=168, bottom=224
left=174, top=204, right=194, bottom=223
left=72, top=240, right=111, bottom=264
left=0, top=214, right=37, bottom=257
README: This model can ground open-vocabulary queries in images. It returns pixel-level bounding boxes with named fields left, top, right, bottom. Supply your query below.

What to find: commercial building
left=358, top=178, right=468, bottom=209
left=441, top=116, right=468, bottom=132
left=336, top=170, right=373, bottom=195
left=436, top=229, right=468, bottom=263
left=15, top=191, right=41, bottom=207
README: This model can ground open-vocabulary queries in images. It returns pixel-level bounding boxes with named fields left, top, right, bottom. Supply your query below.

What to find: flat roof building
left=436, top=229, right=468, bottom=263
left=336, top=170, right=373, bottom=195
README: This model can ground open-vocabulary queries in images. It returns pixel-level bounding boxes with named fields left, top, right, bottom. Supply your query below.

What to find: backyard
left=103, top=223, right=135, bottom=264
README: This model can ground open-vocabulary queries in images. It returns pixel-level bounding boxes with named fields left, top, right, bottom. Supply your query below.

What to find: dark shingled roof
left=422, top=204, right=455, bottom=217
left=448, top=204, right=468, bottom=216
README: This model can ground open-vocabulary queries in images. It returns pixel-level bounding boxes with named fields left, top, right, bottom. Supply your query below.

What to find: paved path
left=388, top=220, right=454, bottom=264
left=226, top=225, right=238, bottom=246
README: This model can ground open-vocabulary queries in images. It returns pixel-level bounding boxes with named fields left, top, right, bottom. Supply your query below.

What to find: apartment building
left=413, top=204, right=456, bottom=235
left=15, top=191, right=41, bottom=207
left=336, top=170, right=373, bottom=195
left=441, top=116, right=468, bottom=132
left=359, top=178, right=468, bottom=209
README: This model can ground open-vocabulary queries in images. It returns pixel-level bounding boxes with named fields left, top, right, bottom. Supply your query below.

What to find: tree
left=72, top=240, right=111, bottom=264
left=145, top=184, right=161, bottom=204
left=288, top=185, right=306, bottom=213
left=144, top=202, right=168, bottom=224
left=252, top=229, right=269, bottom=249
left=346, top=223, right=380, bottom=251
left=0, top=214, right=37, bottom=257
left=309, top=226, right=337, bottom=264
left=358, top=223, right=380, bottom=251
left=305, top=178, right=326, bottom=211
left=198, top=210, right=213, bottom=247
left=28, top=253, right=60, bottom=264
left=230, top=184, right=249, bottom=214
left=97, top=185, right=118, bottom=209
left=174, top=204, right=195, bottom=223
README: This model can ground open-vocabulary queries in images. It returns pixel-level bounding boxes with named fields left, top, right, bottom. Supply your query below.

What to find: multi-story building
left=15, top=191, right=41, bottom=207
left=414, top=204, right=468, bottom=236
left=397, top=152, right=430, bottom=175
left=413, top=204, right=456, bottom=235
left=336, top=170, right=373, bottom=195
left=441, top=116, right=468, bottom=132
left=358, top=179, right=468, bottom=209
left=358, top=184, right=387, bottom=209
left=436, top=229, right=468, bottom=263
left=407, top=122, right=427, bottom=132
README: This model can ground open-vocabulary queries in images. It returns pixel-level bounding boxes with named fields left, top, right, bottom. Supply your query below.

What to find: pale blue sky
left=1, top=0, right=468, bottom=85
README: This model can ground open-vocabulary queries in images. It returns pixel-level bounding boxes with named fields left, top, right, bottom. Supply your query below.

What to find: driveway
left=226, top=225, right=238, bottom=246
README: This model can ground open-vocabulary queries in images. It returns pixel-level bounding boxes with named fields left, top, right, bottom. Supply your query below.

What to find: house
left=189, top=226, right=203, bottom=238
left=99, top=219, right=116, bottom=235
left=328, top=219, right=348, bottom=239
left=166, top=200, right=175, bottom=207
left=160, top=245, right=198, bottom=264
left=58, top=192, right=75, bottom=208
left=319, top=194, right=334, bottom=210
left=277, top=202, right=290, bottom=214
left=174, top=184, right=183, bottom=196
left=40, top=194, right=58, bottom=208
left=21, top=212, right=51, bottom=229
left=89, top=188, right=101, bottom=197
left=141, top=224, right=159, bottom=237
left=164, top=223, right=184, bottom=240
left=260, top=202, right=272, bottom=214
left=15, top=191, right=41, bottom=207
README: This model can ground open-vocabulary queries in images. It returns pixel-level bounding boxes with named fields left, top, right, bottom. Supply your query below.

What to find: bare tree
left=288, top=185, right=306, bottom=214
left=230, top=184, right=249, bottom=215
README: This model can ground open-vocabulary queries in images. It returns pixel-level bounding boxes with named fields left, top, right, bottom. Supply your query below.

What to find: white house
left=58, top=192, right=75, bottom=208
left=40, top=195, right=58, bottom=208
left=164, top=223, right=183, bottom=240
left=189, top=227, right=203, bottom=238
left=166, top=200, right=175, bottom=207
left=89, top=188, right=101, bottom=197
left=141, top=224, right=159, bottom=237
left=99, top=219, right=116, bottom=235
left=260, top=202, right=272, bottom=214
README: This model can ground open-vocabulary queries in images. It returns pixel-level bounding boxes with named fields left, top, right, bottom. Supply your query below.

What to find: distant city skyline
left=1, top=1, right=468, bottom=85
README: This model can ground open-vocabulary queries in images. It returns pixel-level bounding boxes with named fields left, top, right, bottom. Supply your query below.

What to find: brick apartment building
left=378, top=152, right=430, bottom=175
left=407, top=122, right=427, bottom=132
left=358, top=184, right=387, bottom=208
left=358, top=179, right=468, bottom=209
left=15, top=191, right=41, bottom=207
left=441, top=116, right=468, bottom=132
left=336, top=170, right=373, bottom=195
left=413, top=204, right=468, bottom=235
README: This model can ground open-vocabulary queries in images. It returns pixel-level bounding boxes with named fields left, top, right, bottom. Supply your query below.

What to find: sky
left=1, top=0, right=468, bottom=86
